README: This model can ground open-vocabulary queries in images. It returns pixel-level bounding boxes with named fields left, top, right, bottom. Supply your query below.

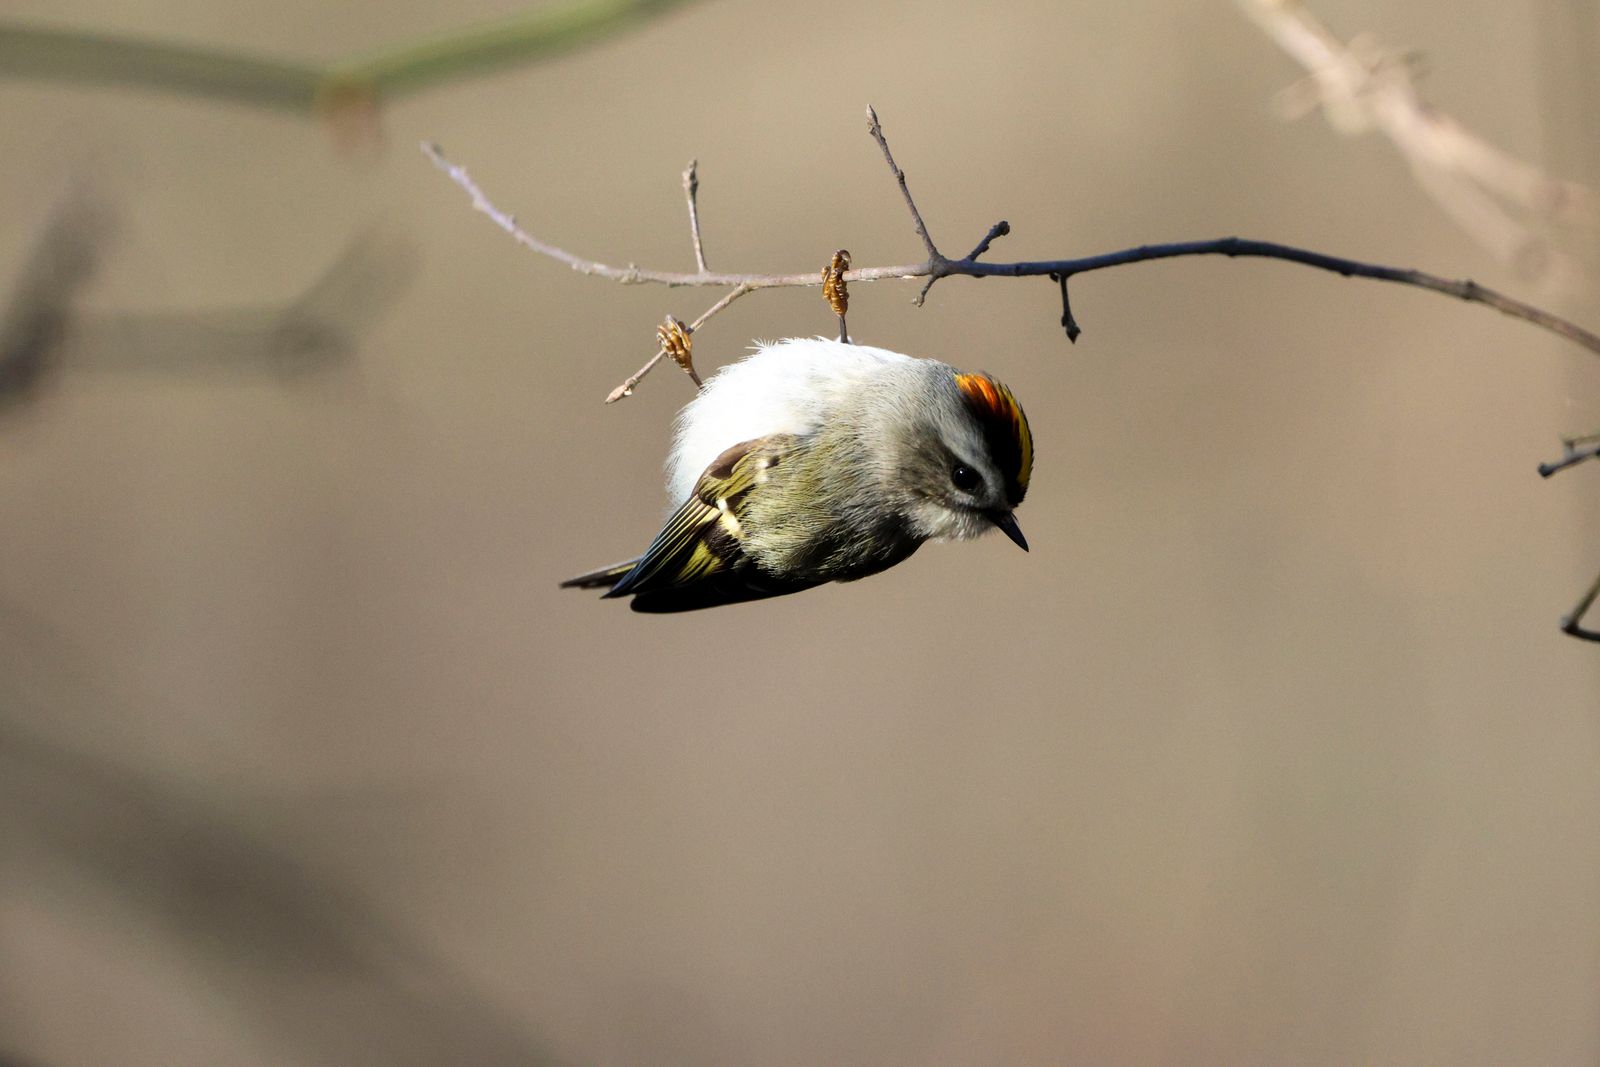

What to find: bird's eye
left=951, top=464, right=981, bottom=492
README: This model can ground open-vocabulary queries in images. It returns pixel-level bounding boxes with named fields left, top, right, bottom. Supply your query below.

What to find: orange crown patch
left=955, top=372, right=1033, bottom=506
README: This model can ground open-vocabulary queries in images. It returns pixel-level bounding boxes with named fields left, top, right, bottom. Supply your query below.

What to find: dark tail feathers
left=559, top=559, right=639, bottom=591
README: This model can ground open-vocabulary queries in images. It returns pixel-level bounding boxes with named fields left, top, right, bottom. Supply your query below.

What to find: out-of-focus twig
left=1237, top=0, right=1597, bottom=285
left=76, top=228, right=412, bottom=380
left=0, top=0, right=695, bottom=134
left=0, top=188, right=112, bottom=409
left=1, top=226, right=413, bottom=397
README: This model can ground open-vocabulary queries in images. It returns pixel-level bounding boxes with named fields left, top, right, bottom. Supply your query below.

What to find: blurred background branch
left=1237, top=0, right=1598, bottom=287
left=1, top=202, right=412, bottom=412
left=0, top=0, right=696, bottom=133
left=0, top=188, right=109, bottom=411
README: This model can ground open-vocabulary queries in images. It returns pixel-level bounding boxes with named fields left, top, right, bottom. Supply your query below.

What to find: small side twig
left=866, top=106, right=942, bottom=266
left=1538, top=434, right=1600, bottom=478
left=1536, top=433, right=1600, bottom=641
left=1047, top=272, right=1081, bottom=343
left=682, top=159, right=708, bottom=272
left=1561, top=570, right=1600, bottom=643
left=964, top=220, right=1010, bottom=262
left=605, top=283, right=752, bottom=403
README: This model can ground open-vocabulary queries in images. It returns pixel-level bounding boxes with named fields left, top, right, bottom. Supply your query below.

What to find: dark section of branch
left=964, top=220, right=1010, bottom=262
left=1538, top=436, right=1600, bottom=478
left=1536, top=434, right=1600, bottom=642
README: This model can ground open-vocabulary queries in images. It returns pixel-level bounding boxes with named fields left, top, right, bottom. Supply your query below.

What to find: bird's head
left=896, top=368, right=1034, bottom=549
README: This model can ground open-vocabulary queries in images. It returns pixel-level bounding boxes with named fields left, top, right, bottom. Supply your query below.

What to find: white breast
left=665, top=337, right=913, bottom=503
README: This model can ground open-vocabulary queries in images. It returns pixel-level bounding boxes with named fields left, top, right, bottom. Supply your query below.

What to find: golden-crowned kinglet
left=563, top=337, right=1034, bottom=612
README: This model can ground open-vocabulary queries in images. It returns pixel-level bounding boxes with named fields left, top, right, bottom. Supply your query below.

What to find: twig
left=964, top=220, right=1011, bottom=262
left=424, top=142, right=907, bottom=289
left=682, top=159, right=708, bottom=272
left=866, top=106, right=942, bottom=265
left=1047, top=273, right=1081, bottom=343
left=30, top=227, right=412, bottom=384
left=0, top=0, right=696, bottom=118
left=0, top=187, right=109, bottom=406
left=1538, top=434, right=1600, bottom=478
left=1535, top=433, right=1600, bottom=640
left=424, top=140, right=1600, bottom=361
left=1562, top=570, right=1600, bottom=643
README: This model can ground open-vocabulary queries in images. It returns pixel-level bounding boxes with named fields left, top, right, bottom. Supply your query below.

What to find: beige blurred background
left=2, top=1, right=1599, bottom=1064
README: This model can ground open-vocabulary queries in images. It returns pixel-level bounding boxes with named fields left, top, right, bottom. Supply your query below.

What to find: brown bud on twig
left=822, top=249, right=851, bottom=343
left=657, top=315, right=701, bottom=387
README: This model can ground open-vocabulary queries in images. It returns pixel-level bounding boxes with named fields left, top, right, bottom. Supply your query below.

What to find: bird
left=562, top=337, right=1034, bottom=612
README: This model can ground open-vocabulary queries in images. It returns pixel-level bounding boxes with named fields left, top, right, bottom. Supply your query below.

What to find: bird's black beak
left=990, top=511, right=1029, bottom=552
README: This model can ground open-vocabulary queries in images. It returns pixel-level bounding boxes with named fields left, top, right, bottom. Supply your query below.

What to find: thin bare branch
left=682, top=159, right=708, bottom=272
left=866, top=106, right=942, bottom=264
left=423, top=142, right=920, bottom=290
left=425, top=140, right=1600, bottom=361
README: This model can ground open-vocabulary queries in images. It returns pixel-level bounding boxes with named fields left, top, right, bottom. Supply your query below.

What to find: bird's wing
left=600, top=434, right=815, bottom=611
